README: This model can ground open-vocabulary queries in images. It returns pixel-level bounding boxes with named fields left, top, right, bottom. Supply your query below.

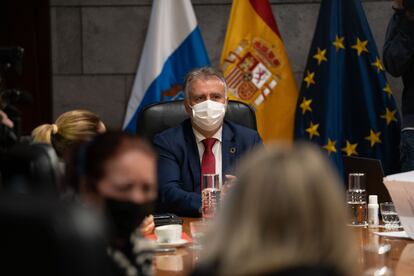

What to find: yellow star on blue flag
left=323, top=138, right=337, bottom=154
left=313, top=48, right=328, bottom=65
left=351, top=38, right=369, bottom=56
left=299, top=97, right=313, bottom=114
left=365, top=129, right=381, bottom=147
left=304, top=70, right=316, bottom=88
left=333, top=35, right=345, bottom=51
left=306, top=121, right=320, bottom=139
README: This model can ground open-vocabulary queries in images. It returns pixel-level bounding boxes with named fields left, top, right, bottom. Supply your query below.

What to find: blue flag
left=123, top=0, right=210, bottom=133
left=294, top=0, right=401, bottom=177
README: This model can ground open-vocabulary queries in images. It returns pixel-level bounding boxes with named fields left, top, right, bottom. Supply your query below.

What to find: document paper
left=383, top=171, right=414, bottom=240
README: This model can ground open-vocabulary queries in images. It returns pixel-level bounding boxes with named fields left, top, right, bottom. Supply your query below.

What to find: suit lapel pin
left=229, top=147, right=236, bottom=154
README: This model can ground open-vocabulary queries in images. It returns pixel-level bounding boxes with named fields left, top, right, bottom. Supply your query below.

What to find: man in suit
left=153, top=67, right=262, bottom=217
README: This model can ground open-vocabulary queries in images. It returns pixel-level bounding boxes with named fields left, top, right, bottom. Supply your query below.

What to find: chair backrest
left=0, top=143, right=60, bottom=194
left=0, top=194, right=111, bottom=276
left=137, top=100, right=257, bottom=141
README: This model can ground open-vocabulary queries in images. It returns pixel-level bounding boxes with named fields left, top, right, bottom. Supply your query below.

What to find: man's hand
left=140, top=215, right=155, bottom=235
left=223, top=174, right=237, bottom=186
left=0, top=110, right=14, bottom=128
left=221, top=174, right=237, bottom=202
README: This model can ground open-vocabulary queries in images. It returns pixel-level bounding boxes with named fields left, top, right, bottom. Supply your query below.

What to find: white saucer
left=156, top=239, right=189, bottom=248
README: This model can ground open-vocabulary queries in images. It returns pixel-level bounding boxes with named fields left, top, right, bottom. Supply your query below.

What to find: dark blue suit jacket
left=153, top=119, right=262, bottom=217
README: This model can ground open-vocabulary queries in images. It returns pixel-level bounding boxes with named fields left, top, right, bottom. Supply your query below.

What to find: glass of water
left=363, top=243, right=393, bottom=276
left=190, top=220, right=209, bottom=266
left=347, top=173, right=367, bottom=226
left=380, top=202, right=400, bottom=229
left=190, top=220, right=209, bottom=250
left=201, top=174, right=221, bottom=219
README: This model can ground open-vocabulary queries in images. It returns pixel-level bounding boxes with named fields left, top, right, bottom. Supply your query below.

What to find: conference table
left=154, top=218, right=414, bottom=276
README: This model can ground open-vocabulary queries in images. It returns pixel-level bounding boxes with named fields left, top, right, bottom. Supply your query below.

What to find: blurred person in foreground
left=383, top=0, right=414, bottom=171
left=67, top=132, right=157, bottom=276
left=154, top=67, right=262, bottom=217
left=192, top=143, right=359, bottom=276
left=32, top=109, right=106, bottom=159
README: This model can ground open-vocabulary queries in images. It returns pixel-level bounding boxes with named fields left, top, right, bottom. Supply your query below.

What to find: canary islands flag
left=294, top=0, right=401, bottom=176
left=123, top=0, right=210, bottom=133
left=220, top=0, right=298, bottom=143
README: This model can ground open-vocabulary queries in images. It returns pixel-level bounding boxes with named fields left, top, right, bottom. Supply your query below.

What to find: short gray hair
left=184, top=67, right=228, bottom=97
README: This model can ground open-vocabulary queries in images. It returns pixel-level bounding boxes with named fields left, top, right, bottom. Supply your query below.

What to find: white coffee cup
left=155, top=224, right=182, bottom=243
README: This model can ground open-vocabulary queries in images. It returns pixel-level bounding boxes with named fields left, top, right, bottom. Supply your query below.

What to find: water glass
left=190, top=220, right=209, bottom=251
left=201, top=174, right=221, bottom=218
left=348, top=173, right=366, bottom=190
left=347, top=173, right=367, bottom=226
left=380, top=202, right=400, bottom=229
left=363, top=243, right=393, bottom=276
left=190, top=220, right=209, bottom=265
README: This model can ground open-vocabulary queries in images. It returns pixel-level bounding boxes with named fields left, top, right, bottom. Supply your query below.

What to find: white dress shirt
left=193, top=127, right=223, bottom=187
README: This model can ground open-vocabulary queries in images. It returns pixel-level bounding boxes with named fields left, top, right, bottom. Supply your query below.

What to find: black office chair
left=0, top=143, right=60, bottom=194
left=136, top=100, right=257, bottom=141
left=0, top=194, right=111, bottom=276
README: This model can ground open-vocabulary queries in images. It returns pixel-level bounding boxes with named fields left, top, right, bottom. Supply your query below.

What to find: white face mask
left=190, top=100, right=226, bottom=132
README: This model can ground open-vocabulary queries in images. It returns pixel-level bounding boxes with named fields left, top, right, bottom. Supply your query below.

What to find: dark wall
left=50, top=0, right=403, bottom=130
left=0, top=0, right=52, bottom=136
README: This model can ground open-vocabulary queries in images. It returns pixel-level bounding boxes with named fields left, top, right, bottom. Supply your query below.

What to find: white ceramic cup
left=155, top=224, right=182, bottom=243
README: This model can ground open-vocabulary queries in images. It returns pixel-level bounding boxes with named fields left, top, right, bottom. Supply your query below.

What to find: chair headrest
left=0, top=143, right=60, bottom=194
left=137, top=100, right=257, bottom=141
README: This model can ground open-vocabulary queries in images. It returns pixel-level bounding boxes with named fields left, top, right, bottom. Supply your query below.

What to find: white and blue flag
left=123, top=0, right=210, bottom=133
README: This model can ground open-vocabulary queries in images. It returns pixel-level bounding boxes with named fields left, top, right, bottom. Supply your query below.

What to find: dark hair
left=65, top=131, right=155, bottom=193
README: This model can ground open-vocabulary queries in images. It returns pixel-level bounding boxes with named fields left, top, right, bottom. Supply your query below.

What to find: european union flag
left=294, top=0, right=401, bottom=178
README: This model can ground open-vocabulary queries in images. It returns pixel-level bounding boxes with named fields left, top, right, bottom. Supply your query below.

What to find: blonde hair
left=201, top=143, right=359, bottom=276
left=32, top=110, right=105, bottom=157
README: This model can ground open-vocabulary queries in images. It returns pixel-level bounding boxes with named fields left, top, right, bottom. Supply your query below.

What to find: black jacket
left=383, top=10, right=414, bottom=128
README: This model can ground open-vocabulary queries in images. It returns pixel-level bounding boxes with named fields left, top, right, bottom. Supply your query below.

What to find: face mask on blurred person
left=191, top=100, right=226, bottom=132
left=104, top=198, right=154, bottom=240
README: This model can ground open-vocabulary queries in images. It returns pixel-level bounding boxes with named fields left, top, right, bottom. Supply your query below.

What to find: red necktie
left=201, top=138, right=217, bottom=175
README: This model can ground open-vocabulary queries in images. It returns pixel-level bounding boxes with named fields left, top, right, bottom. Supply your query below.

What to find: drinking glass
left=190, top=220, right=209, bottom=250
left=201, top=174, right=221, bottom=219
left=347, top=173, right=367, bottom=226
left=363, top=243, right=393, bottom=276
left=190, top=220, right=209, bottom=265
left=380, top=202, right=400, bottom=229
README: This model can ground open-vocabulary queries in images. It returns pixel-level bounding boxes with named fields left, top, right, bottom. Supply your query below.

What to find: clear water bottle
left=201, top=174, right=221, bottom=219
left=347, top=173, right=367, bottom=226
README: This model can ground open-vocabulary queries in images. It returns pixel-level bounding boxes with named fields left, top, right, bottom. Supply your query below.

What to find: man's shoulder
left=153, top=119, right=190, bottom=144
left=224, top=120, right=260, bottom=138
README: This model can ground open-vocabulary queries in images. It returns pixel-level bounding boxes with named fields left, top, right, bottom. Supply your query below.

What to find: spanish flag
left=220, top=0, right=298, bottom=142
